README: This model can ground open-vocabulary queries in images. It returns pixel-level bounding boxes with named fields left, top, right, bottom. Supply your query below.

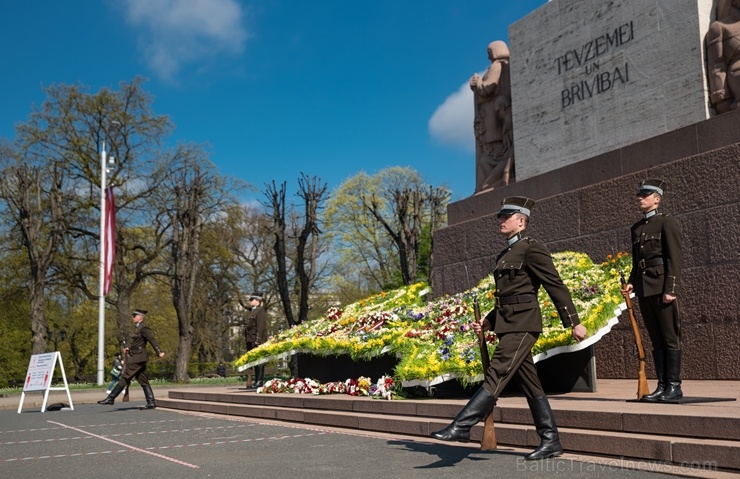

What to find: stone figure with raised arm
left=471, top=40, right=515, bottom=193
left=707, top=0, right=740, bottom=113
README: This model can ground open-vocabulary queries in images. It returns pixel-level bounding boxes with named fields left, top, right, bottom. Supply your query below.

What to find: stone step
left=163, top=389, right=740, bottom=441
left=157, top=394, right=740, bottom=471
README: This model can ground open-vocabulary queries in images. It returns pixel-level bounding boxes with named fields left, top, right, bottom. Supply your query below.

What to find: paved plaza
left=2, top=389, right=734, bottom=479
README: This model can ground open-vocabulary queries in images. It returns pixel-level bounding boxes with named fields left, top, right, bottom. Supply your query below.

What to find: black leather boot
left=658, top=349, right=683, bottom=401
left=642, top=349, right=666, bottom=402
left=98, top=381, right=126, bottom=405
left=430, top=388, right=495, bottom=442
left=254, top=365, right=265, bottom=388
left=140, top=385, right=156, bottom=409
left=524, top=396, right=563, bottom=460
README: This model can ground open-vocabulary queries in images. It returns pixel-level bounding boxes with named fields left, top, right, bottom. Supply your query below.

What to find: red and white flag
left=103, top=186, right=116, bottom=296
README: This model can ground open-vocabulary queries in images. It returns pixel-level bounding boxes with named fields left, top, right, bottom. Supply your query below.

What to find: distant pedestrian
left=216, top=361, right=227, bottom=378
left=98, top=309, right=165, bottom=410
left=106, top=353, right=123, bottom=393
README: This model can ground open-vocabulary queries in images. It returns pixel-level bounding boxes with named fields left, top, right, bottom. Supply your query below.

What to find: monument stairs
left=157, top=379, right=739, bottom=476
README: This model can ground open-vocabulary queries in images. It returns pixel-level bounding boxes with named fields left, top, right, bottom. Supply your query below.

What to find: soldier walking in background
left=97, top=309, right=165, bottom=409
left=622, top=179, right=683, bottom=401
left=431, top=197, right=587, bottom=460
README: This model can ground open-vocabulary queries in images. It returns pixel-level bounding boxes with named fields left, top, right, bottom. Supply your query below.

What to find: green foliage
left=325, top=167, right=449, bottom=294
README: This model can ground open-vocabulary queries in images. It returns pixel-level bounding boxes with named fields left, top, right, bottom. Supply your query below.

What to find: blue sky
left=1, top=0, right=547, bottom=203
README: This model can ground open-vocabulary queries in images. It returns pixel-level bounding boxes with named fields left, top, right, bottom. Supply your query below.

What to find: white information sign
left=17, top=351, right=74, bottom=413
left=23, top=352, right=57, bottom=391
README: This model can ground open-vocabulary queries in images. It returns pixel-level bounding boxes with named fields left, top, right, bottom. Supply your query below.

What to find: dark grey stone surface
left=434, top=113, right=740, bottom=380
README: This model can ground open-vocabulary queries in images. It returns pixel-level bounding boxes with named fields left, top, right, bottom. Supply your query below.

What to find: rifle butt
left=637, top=361, right=649, bottom=400
left=480, top=412, right=497, bottom=450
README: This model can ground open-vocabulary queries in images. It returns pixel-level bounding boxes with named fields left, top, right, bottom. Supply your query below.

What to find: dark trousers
left=246, top=342, right=264, bottom=381
left=483, top=331, right=545, bottom=400
left=119, top=360, right=150, bottom=387
left=638, top=295, right=681, bottom=350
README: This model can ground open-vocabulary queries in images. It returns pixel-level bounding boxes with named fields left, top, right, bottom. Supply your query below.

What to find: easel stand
left=17, top=352, right=74, bottom=413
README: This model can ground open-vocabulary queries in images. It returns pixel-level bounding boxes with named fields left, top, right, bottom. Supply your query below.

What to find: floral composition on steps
left=235, top=251, right=632, bottom=399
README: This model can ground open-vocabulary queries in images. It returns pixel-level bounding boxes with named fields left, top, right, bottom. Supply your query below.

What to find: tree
left=158, top=144, right=236, bottom=381
left=0, top=144, right=69, bottom=354
left=261, top=174, right=329, bottom=329
left=9, top=78, right=173, bottom=356
left=294, top=174, right=329, bottom=325
left=325, top=172, right=396, bottom=293
left=0, top=233, right=34, bottom=386
left=262, top=181, right=296, bottom=327
left=326, top=167, right=450, bottom=290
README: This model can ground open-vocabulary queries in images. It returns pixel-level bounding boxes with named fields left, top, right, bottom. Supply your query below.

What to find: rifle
left=619, top=270, right=649, bottom=400
left=466, top=266, right=497, bottom=451
left=121, top=341, right=130, bottom=402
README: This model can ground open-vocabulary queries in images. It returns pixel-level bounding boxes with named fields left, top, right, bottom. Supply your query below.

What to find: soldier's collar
left=506, top=233, right=522, bottom=246
left=643, top=209, right=659, bottom=219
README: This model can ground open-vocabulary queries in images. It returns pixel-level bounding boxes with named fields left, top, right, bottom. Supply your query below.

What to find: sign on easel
left=17, top=352, right=74, bottom=413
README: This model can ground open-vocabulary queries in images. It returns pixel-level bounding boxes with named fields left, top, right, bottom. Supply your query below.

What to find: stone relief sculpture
left=471, top=40, right=515, bottom=193
left=707, top=0, right=740, bottom=113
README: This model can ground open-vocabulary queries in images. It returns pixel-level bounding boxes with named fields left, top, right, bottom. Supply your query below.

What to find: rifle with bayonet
left=619, top=270, right=649, bottom=400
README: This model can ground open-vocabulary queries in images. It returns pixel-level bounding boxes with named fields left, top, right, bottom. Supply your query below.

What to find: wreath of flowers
left=257, top=375, right=400, bottom=400
left=235, top=251, right=632, bottom=395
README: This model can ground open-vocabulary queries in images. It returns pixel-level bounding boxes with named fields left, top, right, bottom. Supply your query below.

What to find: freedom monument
left=433, top=0, right=740, bottom=381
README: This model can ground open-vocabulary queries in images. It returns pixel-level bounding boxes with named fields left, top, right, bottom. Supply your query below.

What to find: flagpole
left=97, top=137, right=107, bottom=386
left=98, top=121, right=119, bottom=386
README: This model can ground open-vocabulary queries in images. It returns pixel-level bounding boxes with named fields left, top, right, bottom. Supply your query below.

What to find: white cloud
left=428, top=81, right=474, bottom=152
left=120, top=0, right=249, bottom=81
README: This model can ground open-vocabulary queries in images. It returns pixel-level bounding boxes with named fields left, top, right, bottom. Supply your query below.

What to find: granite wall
left=509, top=0, right=714, bottom=180
left=432, top=110, right=740, bottom=380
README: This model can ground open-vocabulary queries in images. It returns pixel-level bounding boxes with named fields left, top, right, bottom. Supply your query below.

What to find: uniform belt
left=497, top=294, right=537, bottom=305
left=638, top=258, right=664, bottom=269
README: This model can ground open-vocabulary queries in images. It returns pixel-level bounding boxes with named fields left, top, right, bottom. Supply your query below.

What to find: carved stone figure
left=707, top=0, right=740, bottom=113
left=471, top=40, right=515, bottom=193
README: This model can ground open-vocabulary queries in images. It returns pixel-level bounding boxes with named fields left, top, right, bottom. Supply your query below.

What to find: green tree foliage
left=325, top=167, right=450, bottom=295
left=0, top=141, right=69, bottom=355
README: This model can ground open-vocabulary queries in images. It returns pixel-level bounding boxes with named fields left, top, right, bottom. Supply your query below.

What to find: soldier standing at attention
left=245, top=292, right=268, bottom=388
left=622, top=179, right=683, bottom=401
left=431, top=197, right=587, bottom=460
left=98, top=309, right=165, bottom=409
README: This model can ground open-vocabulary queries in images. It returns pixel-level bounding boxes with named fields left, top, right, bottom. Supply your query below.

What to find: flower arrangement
left=235, top=251, right=632, bottom=392
left=257, top=375, right=401, bottom=400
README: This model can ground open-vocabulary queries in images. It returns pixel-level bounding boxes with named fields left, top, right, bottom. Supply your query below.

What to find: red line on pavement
left=46, top=421, right=199, bottom=469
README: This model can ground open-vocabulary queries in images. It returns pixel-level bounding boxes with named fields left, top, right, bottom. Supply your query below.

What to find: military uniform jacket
left=485, top=237, right=580, bottom=334
left=245, top=306, right=267, bottom=344
left=627, top=212, right=682, bottom=298
left=127, top=322, right=162, bottom=363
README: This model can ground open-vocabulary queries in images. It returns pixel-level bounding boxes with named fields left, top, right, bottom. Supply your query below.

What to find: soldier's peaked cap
left=132, top=309, right=148, bottom=316
left=637, top=178, right=666, bottom=196
left=249, top=292, right=264, bottom=301
left=498, top=196, right=535, bottom=217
